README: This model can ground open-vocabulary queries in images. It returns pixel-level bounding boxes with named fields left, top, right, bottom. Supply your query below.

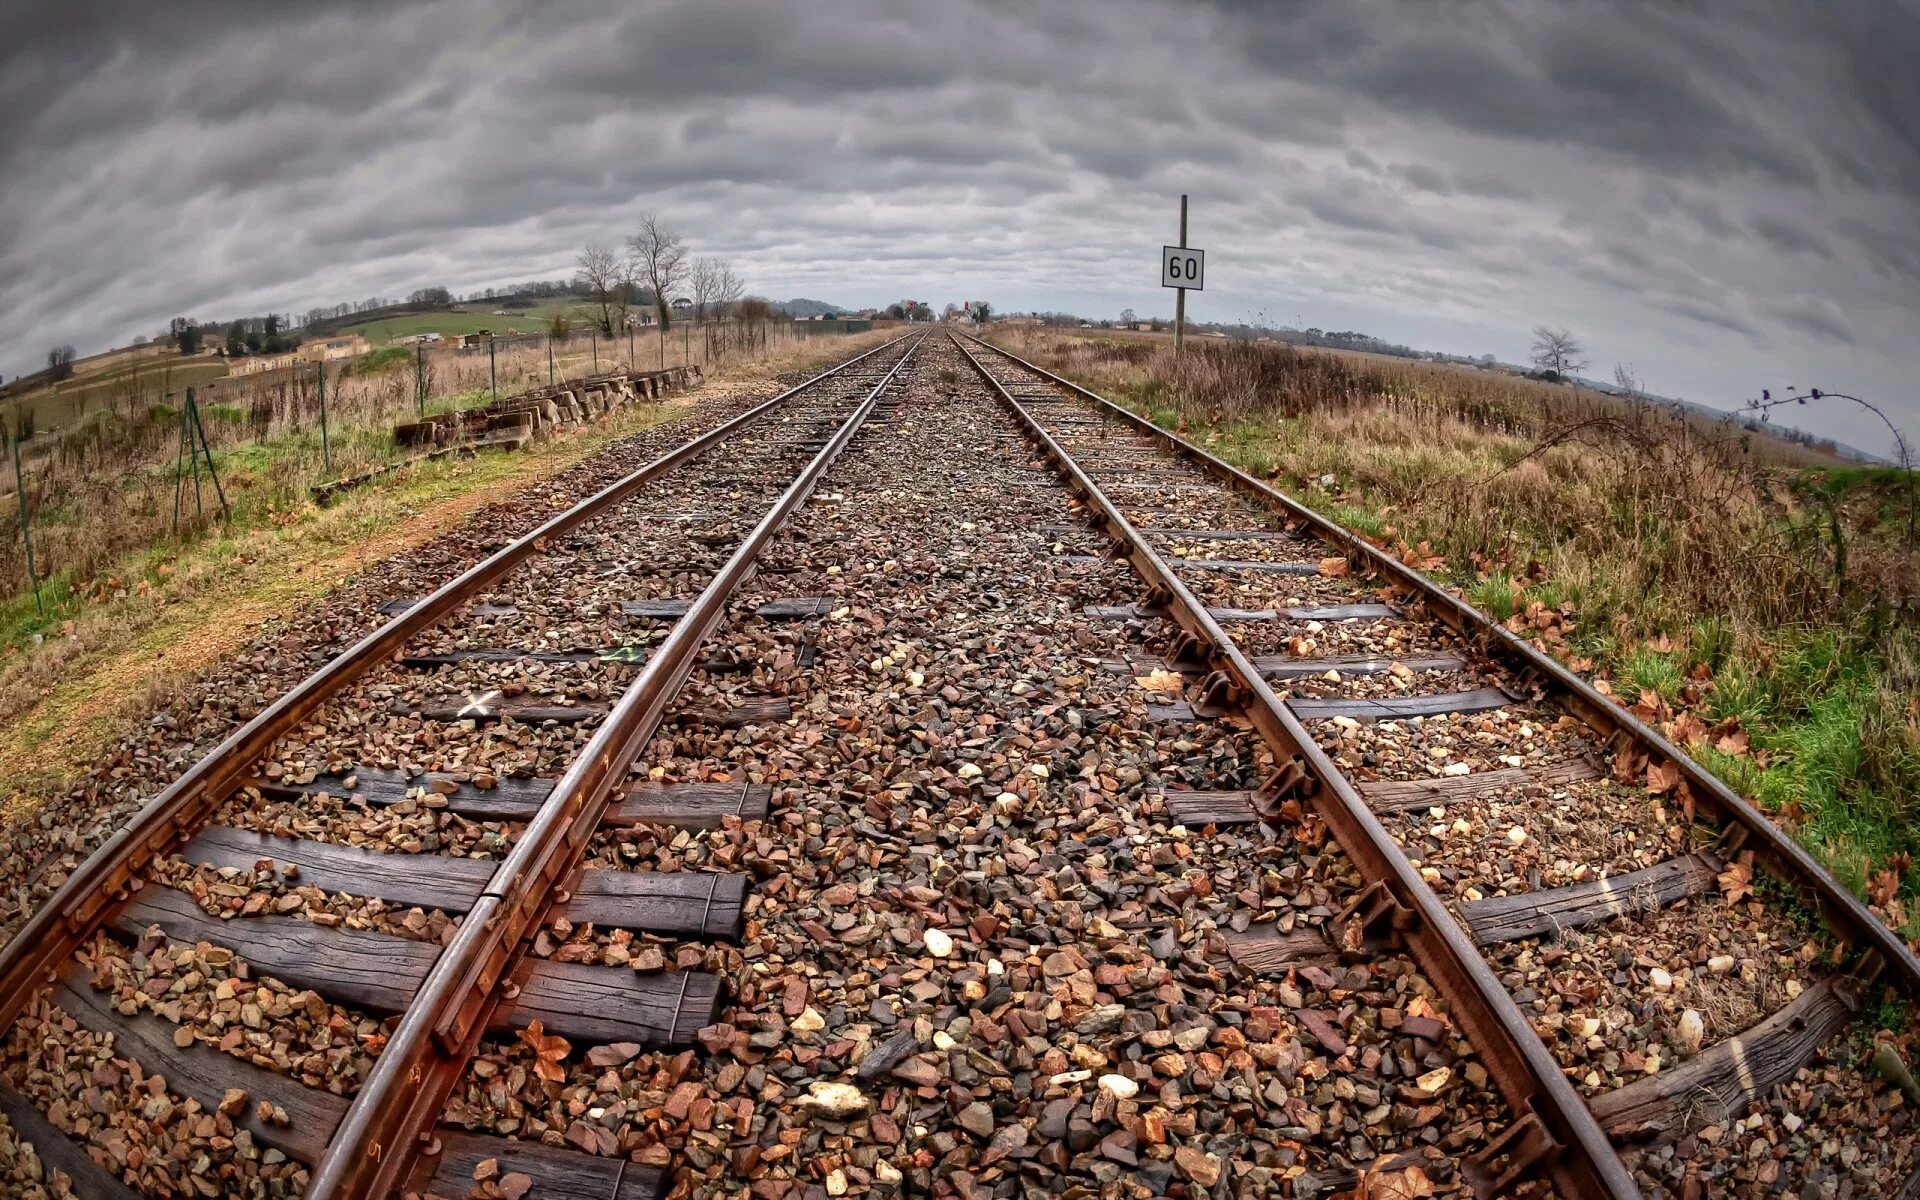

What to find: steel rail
left=952, top=332, right=1638, bottom=1200
left=959, top=332, right=1920, bottom=1001
left=0, top=333, right=914, bottom=1034
left=308, top=331, right=927, bottom=1200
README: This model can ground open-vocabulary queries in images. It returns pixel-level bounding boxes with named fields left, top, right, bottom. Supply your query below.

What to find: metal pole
left=10, top=422, right=43, bottom=617
left=659, top=320, right=666, bottom=371
left=547, top=339, right=554, bottom=387
left=172, top=393, right=188, bottom=531
left=317, top=363, right=331, bottom=472
left=416, top=344, right=426, bottom=416
left=628, top=323, right=634, bottom=368
left=488, top=337, right=497, bottom=399
left=188, top=388, right=228, bottom=518
left=592, top=329, right=598, bottom=374
left=1175, top=193, right=1188, bottom=356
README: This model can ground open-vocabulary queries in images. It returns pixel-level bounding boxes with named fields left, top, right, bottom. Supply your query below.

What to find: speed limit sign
left=1161, top=245, right=1205, bottom=291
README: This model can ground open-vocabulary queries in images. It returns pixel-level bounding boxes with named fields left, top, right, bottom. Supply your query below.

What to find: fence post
left=186, top=387, right=228, bottom=519
left=591, top=329, right=598, bottom=374
left=683, top=320, right=689, bottom=368
left=317, top=363, right=331, bottom=472
left=548, top=339, right=554, bottom=386
left=628, top=323, right=634, bottom=368
left=659, top=322, right=666, bottom=371
left=416, top=344, right=425, bottom=416
left=488, top=336, right=497, bottom=400
left=9, top=421, right=43, bottom=617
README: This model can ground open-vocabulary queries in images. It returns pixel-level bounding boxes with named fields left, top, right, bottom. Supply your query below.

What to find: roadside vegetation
left=0, top=326, right=889, bottom=817
left=988, top=326, right=1920, bottom=928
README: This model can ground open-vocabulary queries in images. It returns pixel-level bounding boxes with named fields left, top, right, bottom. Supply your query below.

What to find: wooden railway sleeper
left=1330, top=878, right=1417, bottom=958
left=1464, top=1109, right=1563, bottom=1199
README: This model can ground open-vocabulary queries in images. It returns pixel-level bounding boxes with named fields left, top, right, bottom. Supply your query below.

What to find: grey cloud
left=0, top=0, right=1915, bottom=455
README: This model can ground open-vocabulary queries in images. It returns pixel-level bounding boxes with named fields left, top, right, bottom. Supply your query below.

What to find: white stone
left=1675, top=1009, right=1706, bottom=1054
left=1098, top=1073, right=1140, bottom=1100
left=798, top=1081, right=869, bottom=1118
left=923, top=928, right=954, bottom=957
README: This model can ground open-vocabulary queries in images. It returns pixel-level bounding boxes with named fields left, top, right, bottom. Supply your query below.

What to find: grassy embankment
left=0, top=328, right=890, bottom=817
left=989, top=327, right=1920, bottom=928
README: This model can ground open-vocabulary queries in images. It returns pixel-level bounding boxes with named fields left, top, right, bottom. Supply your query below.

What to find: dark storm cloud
left=1, top=0, right=1916, bottom=454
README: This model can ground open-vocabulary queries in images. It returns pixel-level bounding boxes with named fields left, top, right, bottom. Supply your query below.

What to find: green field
left=341, top=299, right=605, bottom=345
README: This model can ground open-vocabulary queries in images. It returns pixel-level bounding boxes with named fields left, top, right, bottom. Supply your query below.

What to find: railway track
left=952, top=330, right=1920, bottom=1198
left=0, top=327, right=1911, bottom=1200
left=0, top=332, right=924, bottom=1198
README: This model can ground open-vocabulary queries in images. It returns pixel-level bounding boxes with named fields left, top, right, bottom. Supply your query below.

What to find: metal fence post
left=548, top=339, right=554, bottom=386
left=591, top=329, right=598, bottom=374
left=187, top=387, right=228, bottom=519
left=628, top=323, right=634, bottom=368
left=488, top=337, right=497, bottom=400
left=416, top=344, right=426, bottom=416
left=317, top=363, right=332, bottom=471
left=9, top=421, right=43, bottom=617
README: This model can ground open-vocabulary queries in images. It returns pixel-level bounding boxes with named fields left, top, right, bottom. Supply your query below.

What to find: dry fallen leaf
left=1134, top=669, right=1186, bottom=693
left=1645, top=759, right=1682, bottom=795
left=518, top=1018, right=571, bottom=1084
left=1718, top=854, right=1754, bottom=906
left=1318, top=556, right=1349, bottom=577
left=1359, top=1162, right=1436, bottom=1200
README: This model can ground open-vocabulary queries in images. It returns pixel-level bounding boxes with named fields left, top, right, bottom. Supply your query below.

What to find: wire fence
left=0, top=318, right=840, bottom=618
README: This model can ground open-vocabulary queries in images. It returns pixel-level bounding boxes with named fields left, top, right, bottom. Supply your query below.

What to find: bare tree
left=46, top=344, right=77, bottom=381
left=690, top=257, right=743, bottom=322
left=1613, top=362, right=1643, bottom=399
left=1530, top=326, right=1588, bottom=378
left=712, top=262, right=744, bottom=318
left=576, top=244, right=630, bottom=336
left=628, top=214, right=687, bottom=332
left=1120, top=308, right=1138, bottom=330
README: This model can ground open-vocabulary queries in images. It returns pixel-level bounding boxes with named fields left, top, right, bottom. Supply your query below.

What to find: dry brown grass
left=0, top=322, right=869, bottom=621
left=992, top=325, right=1920, bottom=913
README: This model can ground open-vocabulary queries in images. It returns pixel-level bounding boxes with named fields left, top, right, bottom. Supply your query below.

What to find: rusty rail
left=0, top=332, right=914, bottom=1034
left=959, top=331, right=1920, bottom=1003
left=951, top=331, right=1639, bottom=1200
left=306, top=331, right=927, bottom=1199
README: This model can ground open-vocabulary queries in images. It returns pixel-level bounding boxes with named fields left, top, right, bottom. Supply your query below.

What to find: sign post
left=1161, top=194, right=1204, bottom=355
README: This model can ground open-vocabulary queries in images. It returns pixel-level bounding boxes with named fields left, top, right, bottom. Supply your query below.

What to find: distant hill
left=779, top=298, right=846, bottom=318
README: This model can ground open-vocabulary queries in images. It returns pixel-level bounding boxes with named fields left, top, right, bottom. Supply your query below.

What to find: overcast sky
left=3, top=0, right=1916, bottom=455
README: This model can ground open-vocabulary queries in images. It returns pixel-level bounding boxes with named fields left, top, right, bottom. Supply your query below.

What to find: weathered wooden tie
left=1458, top=852, right=1722, bottom=945
left=1589, top=980, right=1858, bottom=1141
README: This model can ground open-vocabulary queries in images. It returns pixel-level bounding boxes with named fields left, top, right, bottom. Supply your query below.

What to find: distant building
left=298, top=335, right=369, bottom=363
left=227, top=352, right=302, bottom=378
left=392, top=332, right=444, bottom=346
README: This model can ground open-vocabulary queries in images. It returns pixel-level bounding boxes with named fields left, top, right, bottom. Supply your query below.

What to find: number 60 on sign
left=1161, top=246, right=1205, bottom=290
